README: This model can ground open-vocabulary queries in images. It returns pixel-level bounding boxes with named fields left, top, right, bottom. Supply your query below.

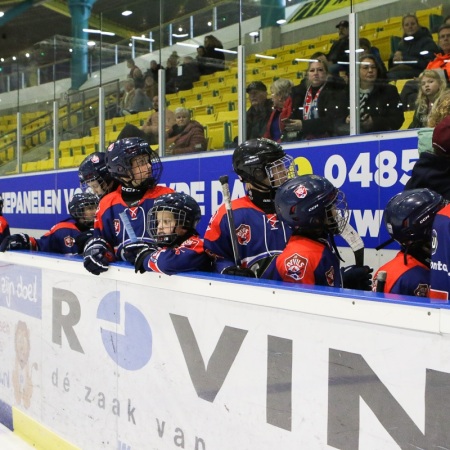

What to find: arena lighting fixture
left=249, top=31, right=259, bottom=37
left=419, top=50, right=429, bottom=55
left=276, top=19, right=287, bottom=24
left=345, top=48, right=364, bottom=53
left=0, top=12, right=4, bottom=17
left=295, top=58, right=322, bottom=62
left=404, top=36, right=414, bottom=41
left=122, top=10, right=132, bottom=16
left=132, top=36, right=155, bottom=42
left=25, top=53, right=30, bottom=58
left=176, top=42, right=199, bottom=48
left=87, top=41, right=96, bottom=47
left=172, top=33, right=189, bottom=38
left=255, top=54, right=275, bottom=60
left=83, top=28, right=115, bottom=36
left=215, top=48, right=238, bottom=54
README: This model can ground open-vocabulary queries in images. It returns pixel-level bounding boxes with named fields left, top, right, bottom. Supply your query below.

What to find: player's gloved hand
left=75, top=230, right=93, bottom=254
left=0, top=233, right=32, bottom=252
left=133, top=246, right=159, bottom=274
left=121, top=241, right=153, bottom=265
left=341, top=265, right=373, bottom=290
left=83, top=238, right=114, bottom=275
left=222, top=266, right=257, bottom=278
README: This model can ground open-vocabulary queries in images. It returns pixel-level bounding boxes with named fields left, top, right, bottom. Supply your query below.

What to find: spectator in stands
left=327, top=20, right=349, bottom=76
left=196, top=45, right=208, bottom=75
left=127, top=58, right=144, bottom=88
left=264, top=78, right=294, bottom=142
left=143, top=75, right=157, bottom=105
left=125, top=86, right=152, bottom=115
left=166, top=56, right=201, bottom=94
left=82, top=138, right=174, bottom=275
left=284, top=59, right=348, bottom=140
left=405, top=110, right=450, bottom=200
left=427, top=24, right=450, bottom=82
left=444, top=15, right=450, bottom=25
left=0, top=194, right=10, bottom=245
left=202, top=35, right=225, bottom=75
left=387, top=14, right=439, bottom=80
left=373, top=188, right=445, bottom=296
left=359, top=37, right=387, bottom=78
left=0, top=193, right=99, bottom=255
left=119, top=79, right=136, bottom=115
left=144, top=60, right=162, bottom=83
left=245, top=81, right=272, bottom=140
left=165, top=107, right=207, bottom=155
left=117, top=96, right=176, bottom=145
left=342, top=55, right=404, bottom=133
left=409, top=70, right=447, bottom=128
left=165, top=51, right=180, bottom=89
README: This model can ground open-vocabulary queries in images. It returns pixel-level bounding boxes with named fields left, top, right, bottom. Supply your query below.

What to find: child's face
left=421, top=76, right=440, bottom=97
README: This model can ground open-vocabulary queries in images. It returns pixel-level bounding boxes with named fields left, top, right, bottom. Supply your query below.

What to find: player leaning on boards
left=0, top=193, right=99, bottom=255
left=82, top=137, right=174, bottom=275
left=260, top=174, right=372, bottom=289
left=373, top=188, right=446, bottom=296
left=123, top=192, right=214, bottom=274
left=0, top=194, right=10, bottom=245
left=204, top=138, right=294, bottom=277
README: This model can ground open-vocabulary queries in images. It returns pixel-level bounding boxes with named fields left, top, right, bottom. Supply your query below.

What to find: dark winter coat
left=166, top=120, right=207, bottom=155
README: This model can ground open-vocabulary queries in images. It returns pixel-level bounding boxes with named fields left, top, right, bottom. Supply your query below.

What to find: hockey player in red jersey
left=0, top=194, right=10, bottom=245
left=261, top=174, right=372, bottom=289
left=373, top=188, right=446, bottom=296
left=204, top=138, right=294, bottom=277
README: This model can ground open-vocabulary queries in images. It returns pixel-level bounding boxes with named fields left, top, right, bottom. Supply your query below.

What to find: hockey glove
left=222, top=266, right=257, bottom=278
left=121, top=241, right=155, bottom=265
left=0, top=233, right=33, bottom=252
left=75, top=230, right=94, bottom=254
left=83, top=238, right=114, bottom=275
left=341, top=265, right=373, bottom=291
left=133, top=247, right=158, bottom=274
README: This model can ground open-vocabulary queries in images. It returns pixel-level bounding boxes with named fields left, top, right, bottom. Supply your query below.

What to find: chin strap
left=247, top=187, right=276, bottom=214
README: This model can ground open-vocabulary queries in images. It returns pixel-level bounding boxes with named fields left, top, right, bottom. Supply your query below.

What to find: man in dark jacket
left=246, top=81, right=273, bottom=140
left=327, top=20, right=349, bottom=76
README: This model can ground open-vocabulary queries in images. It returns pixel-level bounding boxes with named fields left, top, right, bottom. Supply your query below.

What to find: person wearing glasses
left=342, top=55, right=404, bottom=134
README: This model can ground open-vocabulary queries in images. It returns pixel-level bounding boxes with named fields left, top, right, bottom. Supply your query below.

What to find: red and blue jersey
left=93, top=185, right=174, bottom=260
left=430, top=204, right=450, bottom=301
left=203, top=196, right=291, bottom=275
left=141, top=235, right=212, bottom=275
left=372, top=251, right=430, bottom=296
left=36, top=219, right=84, bottom=255
left=0, top=216, right=10, bottom=245
left=261, top=234, right=342, bottom=287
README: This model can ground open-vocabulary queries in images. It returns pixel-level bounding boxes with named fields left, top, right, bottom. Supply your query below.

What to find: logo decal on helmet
left=236, top=224, right=251, bottom=245
left=284, top=253, right=308, bottom=281
left=90, top=154, right=100, bottom=164
left=294, top=185, right=308, bottom=199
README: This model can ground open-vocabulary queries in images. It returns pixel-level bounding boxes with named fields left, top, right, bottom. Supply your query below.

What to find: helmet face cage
left=148, top=206, right=187, bottom=246
left=265, top=154, right=295, bottom=189
left=79, top=153, right=114, bottom=197
left=325, top=190, right=349, bottom=235
left=68, top=194, right=99, bottom=227
left=106, top=138, right=162, bottom=189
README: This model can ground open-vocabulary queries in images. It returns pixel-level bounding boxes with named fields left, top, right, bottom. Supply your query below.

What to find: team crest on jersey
left=267, top=214, right=279, bottom=229
left=128, top=207, right=138, bottom=220
left=114, top=219, right=121, bottom=235
left=431, top=229, right=438, bottom=255
left=294, top=185, right=308, bottom=199
left=64, top=236, right=75, bottom=247
left=325, top=266, right=335, bottom=286
left=182, top=237, right=198, bottom=249
left=284, top=253, right=307, bottom=281
left=414, top=283, right=430, bottom=297
left=236, top=224, right=251, bottom=245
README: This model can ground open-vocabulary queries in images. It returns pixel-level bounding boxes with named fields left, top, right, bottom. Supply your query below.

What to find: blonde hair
left=415, top=70, right=447, bottom=114
left=270, top=78, right=294, bottom=100
left=428, top=89, right=450, bottom=127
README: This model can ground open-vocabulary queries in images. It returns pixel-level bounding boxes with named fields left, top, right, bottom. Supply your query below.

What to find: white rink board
left=0, top=252, right=449, bottom=450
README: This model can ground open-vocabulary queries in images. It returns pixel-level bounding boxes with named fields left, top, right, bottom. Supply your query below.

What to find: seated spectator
left=327, top=20, right=349, bottom=76
left=166, top=107, right=207, bottom=155
left=124, top=192, right=213, bottom=274
left=202, top=35, right=226, bottom=75
left=341, top=55, right=404, bottom=133
left=264, top=78, right=294, bottom=142
left=0, top=193, right=99, bottom=255
left=359, top=37, right=387, bottom=78
left=284, top=59, right=347, bottom=140
left=117, top=96, right=176, bottom=145
left=165, top=52, right=180, bottom=89
left=373, top=188, right=445, bottom=296
left=245, top=81, right=272, bottom=140
left=127, top=58, right=144, bottom=88
left=408, top=70, right=447, bottom=128
left=118, top=79, right=136, bottom=115
left=260, top=174, right=372, bottom=290
left=143, top=76, right=157, bottom=105
left=196, top=45, right=208, bottom=75
left=387, top=14, right=439, bottom=80
left=124, top=87, right=152, bottom=115
left=166, top=56, right=201, bottom=94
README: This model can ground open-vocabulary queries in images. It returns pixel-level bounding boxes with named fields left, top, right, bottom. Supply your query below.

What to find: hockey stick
left=340, top=222, right=364, bottom=267
left=219, top=175, right=242, bottom=267
left=119, top=211, right=138, bottom=243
